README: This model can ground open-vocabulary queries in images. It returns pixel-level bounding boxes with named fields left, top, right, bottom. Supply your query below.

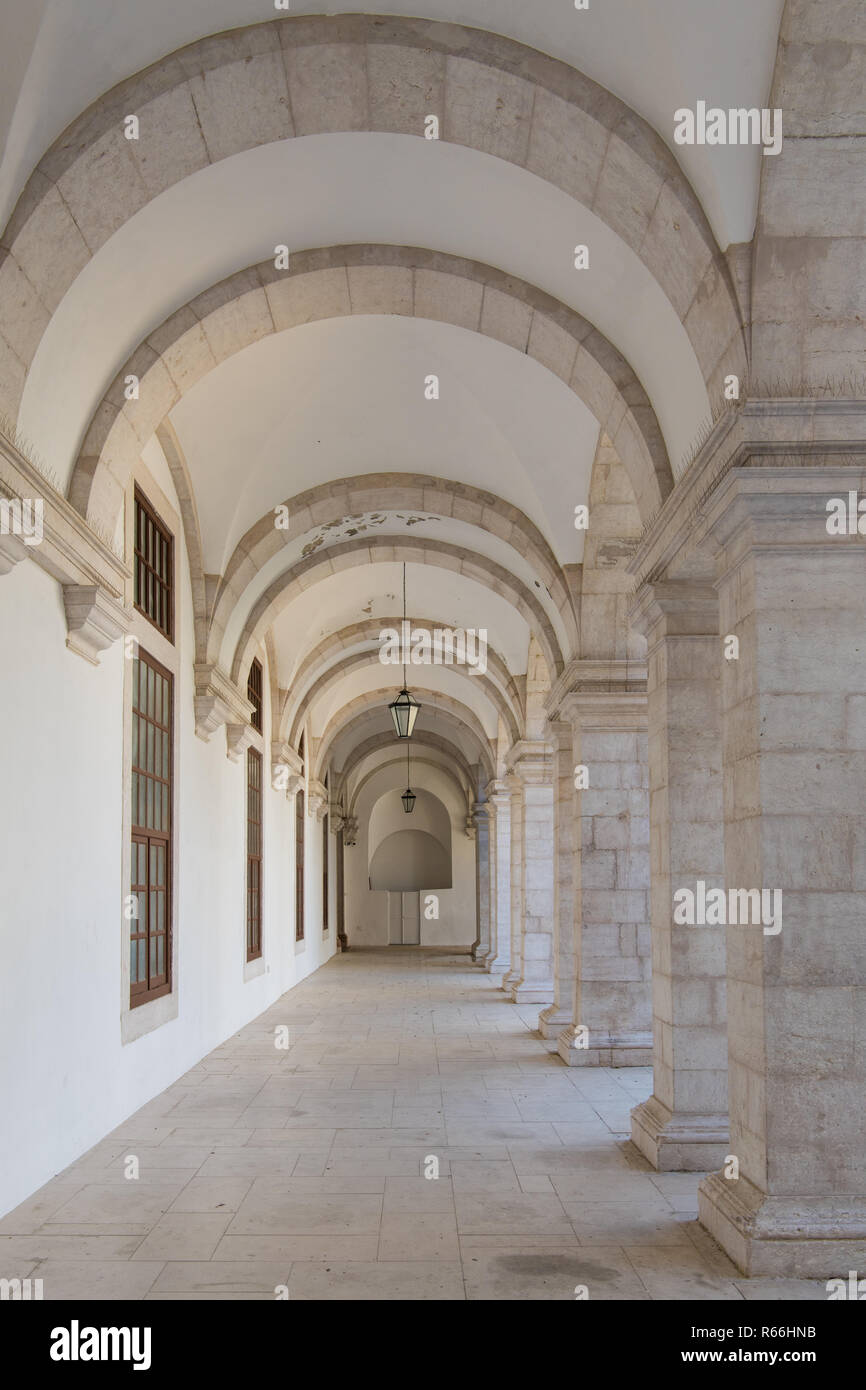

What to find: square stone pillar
left=500, top=773, right=524, bottom=994
left=503, top=742, right=556, bottom=1005
left=629, top=583, right=730, bottom=1170
left=471, top=801, right=491, bottom=963
left=551, top=663, right=652, bottom=1065
left=482, top=781, right=511, bottom=977
left=696, top=466, right=866, bottom=1275
left=538, top=723, right=576, bottom=1037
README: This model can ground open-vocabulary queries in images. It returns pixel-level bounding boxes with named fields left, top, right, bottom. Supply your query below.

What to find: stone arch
left=227, top=535, right=566, bottom=688
left=315, top=689, right=496, bottom=783
left=213, top=468, right=577, bottom=665
left=0, top=16, right=745, bottom=446
left=351, top=756, right=472, bottom=824
left=341, top=729, right=478, bottom=805
left=281, top=619, right=522, bottom=749
left=70, top=247, right=673, bottom=537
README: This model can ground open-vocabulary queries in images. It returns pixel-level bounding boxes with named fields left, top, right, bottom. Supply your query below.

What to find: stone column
left=697, top=464, right=866, bottom=1275
left=629, top=582, right=729, bottom=1171
left=483, top=781, right=511, bottom=977
left=500, top=774, right=523, bottom=995
left=504, top=742, right=556, bottom=1005
left=471, top=800, right=491, bottom=963
left=538, top=723, right=576, bottom=1036
left=552, top=662, right=652, bottom=1066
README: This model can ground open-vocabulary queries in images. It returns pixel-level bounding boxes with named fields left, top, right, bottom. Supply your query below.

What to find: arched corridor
left=0, top=948, right=828, bottom=1301
left=1, top=0, right=865, bottom=1319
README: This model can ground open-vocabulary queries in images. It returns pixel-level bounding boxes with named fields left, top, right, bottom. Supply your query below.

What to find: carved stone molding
left=1, top=432, right=130, bottom=663
left=271, top=741, right=303, bottom=796
left=194, top=663, right=253, bottom=744
left=0, top=528, right=28, bottom=575
left=308, top=779, right=329, bottom=820
left=226, top=723, right=258, bottom=763
left=342, top=815, right=359, bottom=845
left=63, top=585, right=130, bottom=666
left=328, top=801, right=345, bottom=834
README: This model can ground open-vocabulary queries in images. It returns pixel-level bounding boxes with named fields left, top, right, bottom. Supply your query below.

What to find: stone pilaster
left=471, top=801, right=491, bottom=963
left=483, top=780, right=511, bottom=977
left=628, top=583, right=729, bottom=1170
left=538, top=723, right=576, bottom=1037
left=549, top=661, right=652, bottom=1066
left=694, top=460, right=866, bottom=1275
left=503, top=741, right=556, bottom=1005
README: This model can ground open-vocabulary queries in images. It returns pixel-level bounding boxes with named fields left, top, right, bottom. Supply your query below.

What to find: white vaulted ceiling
left=0, top=0, right=785, bottom=248
left=0, top=0, right=784, bottom=781
left=168, top=315, right=599, bottom=573
left=17, top=135, right=704, bottom=490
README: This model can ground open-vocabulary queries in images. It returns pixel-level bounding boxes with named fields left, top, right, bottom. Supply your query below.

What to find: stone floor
left=1, top=948, right=828, bottom=1300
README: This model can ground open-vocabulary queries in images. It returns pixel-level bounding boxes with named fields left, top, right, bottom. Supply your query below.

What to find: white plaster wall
left=0, top=516, right=335, bottom=1217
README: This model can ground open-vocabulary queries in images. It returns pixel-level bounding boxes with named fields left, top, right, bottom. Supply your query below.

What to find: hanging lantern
left=401, top=787, right=416, bottom=814
left=389, top=687, right=420, bottom=739
left=386, top=563, right=421, bottom=736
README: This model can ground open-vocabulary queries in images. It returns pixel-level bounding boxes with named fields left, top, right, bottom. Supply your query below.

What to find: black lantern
left=389, top=687, right=420, bottom=739
left=387, top=562, right=421, bottom=737
left=401, top=734, right=415, bottom=813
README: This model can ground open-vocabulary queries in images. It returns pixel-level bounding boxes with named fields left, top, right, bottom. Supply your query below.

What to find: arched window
left=323, top=772, right=329, bottom=933
left=245, top=658, right=263, bottom=961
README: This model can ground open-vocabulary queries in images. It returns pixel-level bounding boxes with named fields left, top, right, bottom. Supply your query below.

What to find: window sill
left=121, top=987, right=178, bottom=1044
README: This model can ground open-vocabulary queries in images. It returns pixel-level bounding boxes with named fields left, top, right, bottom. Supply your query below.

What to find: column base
left=698, top=1172, right=866, bottom=1278
left=471, top=943, right=490, bottom=964
left=537, top=1004, right=573, bottom=1039
left=630, top=1095, right=729, bottom=1172
left=500, top=968, right=520, bottom=992
left=508, top=978, right=555, bottom=1005
left=484, top=954, right=509, bottom=976
left=557, top=1027, right=653, bottom=1068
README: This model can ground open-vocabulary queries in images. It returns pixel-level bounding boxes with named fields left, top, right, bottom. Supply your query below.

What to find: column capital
left=504, top=738, right=556, bottom=785
left=547, top=658, right=648, bottom=728
left=629, top=579, right=719, bottom=641
left=629, top=399, right=866, bottom=591
left=482, top=778, right=511, bottom=809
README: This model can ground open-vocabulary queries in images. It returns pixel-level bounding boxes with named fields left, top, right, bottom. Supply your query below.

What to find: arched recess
left=370, top=832, right=452, bottom=892
left=315, top=688, right=497, bottom=784
left=284, top=637, right=521, bottom=750
left=69, top=247, right=672, bottom=534
left=0, top=16, right=744, bottom=462
left=369, top=785, right=452, bottom=861
left=228, top=536, right=566, bottom=687
left=282, top=616, right=523, bottom=741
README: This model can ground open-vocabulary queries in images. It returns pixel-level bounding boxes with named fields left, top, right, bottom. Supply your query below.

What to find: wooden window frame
left=295, top=787, right=305, bottom=942
left=322, top=812, right=329, bottom=932
left=246, top=746, right=263, bottom=962
left=130, top=650, right=173, bottom=1008
left=248, top=658, right=263, bottom=733
left=133, top=487, right=175, bottom=643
